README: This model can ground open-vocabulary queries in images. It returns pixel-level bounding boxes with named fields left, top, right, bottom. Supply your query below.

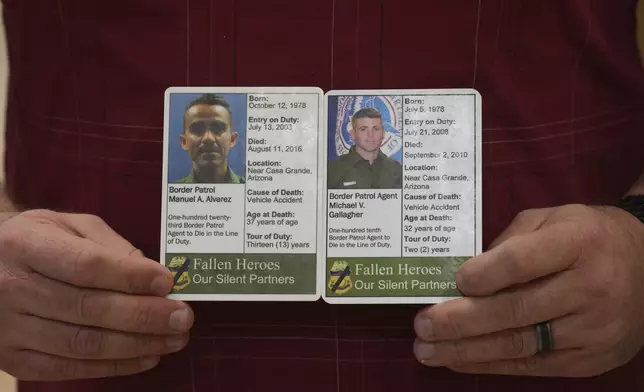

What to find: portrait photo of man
left=328, top=107, right=402, bottom=189
left=175, top=93, right=245, bottom=184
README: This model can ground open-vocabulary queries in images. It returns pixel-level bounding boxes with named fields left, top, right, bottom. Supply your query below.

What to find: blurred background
left=1, top=2, right=644, bottom=392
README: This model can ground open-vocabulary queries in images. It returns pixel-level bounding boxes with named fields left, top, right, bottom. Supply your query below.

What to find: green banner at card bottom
left=325, top=257, right=469, bottom=297
left=166, top=253, right=316, bottom=294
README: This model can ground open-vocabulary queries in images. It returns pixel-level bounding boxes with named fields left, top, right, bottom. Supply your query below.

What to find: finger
left=131, top=248, right=145, bottom=257
left=456, top=221, right=582, bottom=296
left=13, top=314, right=189, bottom=359
left=18, top=274, right=194, bottom=335
left=415, top=272, right=582, bottom=342
left=11, top=350, right=160, bottom=381
left=18, top=226, right=173, bottom=296
left=487, top=208, right=553, bottom=249
left=446, top=349, right=599, bottom=377
left=56, top=213, right=143, bottom=257
left=414, top=315, right=582, bottom=367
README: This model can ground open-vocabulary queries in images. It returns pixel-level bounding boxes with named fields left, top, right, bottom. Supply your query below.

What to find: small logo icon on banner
left=168, top=256, right=192, bottom=291
left=328, top=260, right=353, bottom=295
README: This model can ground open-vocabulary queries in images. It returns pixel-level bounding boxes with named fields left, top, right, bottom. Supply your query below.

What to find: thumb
left=487, top=207, right=554, bottom=249
left=130, top=248, right=146, bottom=257
left=57, top=213, right=145, bottom=257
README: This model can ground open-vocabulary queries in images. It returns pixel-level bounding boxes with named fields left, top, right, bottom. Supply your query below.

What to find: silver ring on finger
left=535, top=321, right=554, bottom=354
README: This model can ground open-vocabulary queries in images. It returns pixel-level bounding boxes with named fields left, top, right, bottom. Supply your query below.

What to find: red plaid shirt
left=6, top=0, right=644, bottom=391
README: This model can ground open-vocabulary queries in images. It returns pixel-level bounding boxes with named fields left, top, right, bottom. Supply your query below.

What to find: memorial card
left=161, top=87, right=324, bottom=301
left=322, top=89, right=482, bottom=304
left=160, top=87, right=482, bottom=304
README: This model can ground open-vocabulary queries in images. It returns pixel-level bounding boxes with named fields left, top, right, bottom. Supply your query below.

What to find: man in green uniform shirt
left=328, top=107, right=402, bottom=189
left=176, top=93, right=244, bottom=184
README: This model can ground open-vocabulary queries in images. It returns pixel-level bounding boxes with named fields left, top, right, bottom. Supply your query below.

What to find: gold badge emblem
left=328, top=260, right=352, bottom=294
left=168, top=256, right=191, bottom=291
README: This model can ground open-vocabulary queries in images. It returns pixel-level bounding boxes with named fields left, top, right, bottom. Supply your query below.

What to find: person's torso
left=329, top=151, right=402, bottom=189
left=5, top=1, right=644, bottom=391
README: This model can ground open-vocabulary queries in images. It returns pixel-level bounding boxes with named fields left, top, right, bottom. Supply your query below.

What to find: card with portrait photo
left=321, top=89, right=483, bottom=304
left=160, top=87, right=324, bottom=301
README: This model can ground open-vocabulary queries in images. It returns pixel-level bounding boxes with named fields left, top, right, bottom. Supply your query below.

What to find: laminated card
left=322, top=89, right=482, bottom=304
left=161, top=87, right=482, bottom=304
left=161, top=87, right=324, bottom=301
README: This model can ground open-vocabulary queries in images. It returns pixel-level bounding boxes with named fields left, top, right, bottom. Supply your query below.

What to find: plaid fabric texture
left=4, top=0, right=644, bottom=390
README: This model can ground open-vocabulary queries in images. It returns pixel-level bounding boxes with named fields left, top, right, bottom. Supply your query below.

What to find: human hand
left=413, top=204, right=644, bottom=377
left=0, top=210, right=194, bottom=381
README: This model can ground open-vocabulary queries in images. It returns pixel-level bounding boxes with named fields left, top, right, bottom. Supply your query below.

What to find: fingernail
left=415, top=342, right=435, bottom=360
left=166, top=335, right=187, bottom=351
left=140, top=356, right=160, bottom=369
left=169, top=308, right=190, bottom=331
left=414, top=315, right=433, bottom=339
left=151, top=276, right=171, bottom=296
